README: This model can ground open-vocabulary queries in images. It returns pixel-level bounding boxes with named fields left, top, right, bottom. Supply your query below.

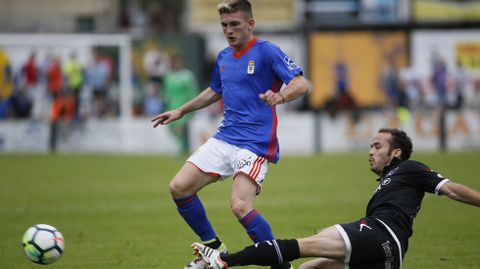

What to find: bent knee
left=169, top=180, right=191, bottom=198
left=230, top=200, right=253, bottom=219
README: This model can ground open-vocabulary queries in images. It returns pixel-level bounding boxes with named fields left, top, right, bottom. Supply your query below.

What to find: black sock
left=220, top=239, right=300, bottom=267
left=204, top=237, right=222, bottom=249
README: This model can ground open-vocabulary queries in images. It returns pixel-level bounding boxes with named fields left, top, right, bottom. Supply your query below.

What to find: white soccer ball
left=22, top=224, right=65, bottom=264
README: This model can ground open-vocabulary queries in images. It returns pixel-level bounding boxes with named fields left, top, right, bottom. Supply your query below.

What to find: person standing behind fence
left=143, top=41, right=170, bottom=116
left=63, top=51, right=84, bottom=120
left=46, top=55, right=63, bottom=99
left=0, top=49, right=13, bottom=119
left=21, top=51, right=39, bottom=119
left=87, top=49, right=111, bottom=117
left=163, top=53, right=198, bottom=156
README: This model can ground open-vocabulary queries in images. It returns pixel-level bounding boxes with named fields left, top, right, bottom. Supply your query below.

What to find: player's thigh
left=297, top=226, right=347, bottom=259
left=338, top=218, right=400, bottom=268
left=169, top=162, right=219, bottom=198
left=298, top=258, right=345, bottom=269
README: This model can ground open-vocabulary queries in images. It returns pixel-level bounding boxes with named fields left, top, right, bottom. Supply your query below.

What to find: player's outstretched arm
left=439, top=181, right=480, bottom=207
left=151, top=88, right=221, bottom=127
left=259, top=75, right=310, bottom=106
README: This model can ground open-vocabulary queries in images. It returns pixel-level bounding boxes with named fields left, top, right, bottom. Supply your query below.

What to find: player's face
left=368, top=132, right=399, bottom=175
left=220, top=11, right=254, bottom=53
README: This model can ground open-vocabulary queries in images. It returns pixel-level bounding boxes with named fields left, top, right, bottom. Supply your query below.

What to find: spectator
left=451, top=61, right=469, bottom=110
left=22, top=52, right=39, bottom=93
left=63, top=51, right=84, bottom=119
left=0, top=49, right=13, bottom=119
left=49, top=88, right=75, bottom=152
left=9, top=87, right=32, bottom=119
left=20, top=51, right=40, bottom=118
left=324, top=60, right=358, bottom=121
left=163, top=53, right=198, bottom=156
left=431, top=57, right=449, bottom=108
left=46, top=55, right=63, bottom=99
left=143, top=41, right=170, bottom=87
left=380, top=58, right=402, bottom=109
left=142, top=41, right=170, bottom=115
left=86, top=49, right=112, bottom=117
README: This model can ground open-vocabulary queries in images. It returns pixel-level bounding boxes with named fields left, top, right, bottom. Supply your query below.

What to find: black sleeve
left=409, top=161, right=449, bottom=194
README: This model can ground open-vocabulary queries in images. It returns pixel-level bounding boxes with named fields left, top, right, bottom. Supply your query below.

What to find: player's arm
left=151, top=87, right=221, bottom=127
left=439, top=181, right=480, bottom=207
left=260, top=75, right=310, bottom=106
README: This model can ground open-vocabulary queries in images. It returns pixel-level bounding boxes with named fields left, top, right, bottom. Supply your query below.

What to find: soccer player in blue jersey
left=151, top=1, right=310, bottom=269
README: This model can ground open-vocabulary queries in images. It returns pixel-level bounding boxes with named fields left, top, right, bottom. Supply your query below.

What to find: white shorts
left=187, top=138, right=269, bottom=193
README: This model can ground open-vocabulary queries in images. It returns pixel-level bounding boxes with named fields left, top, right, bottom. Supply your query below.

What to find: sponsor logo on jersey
left=283, top=56, right=300, bottom=71
left=382, top=241, right=394, bottom=269
left=359, top=219, right=372, bottom=232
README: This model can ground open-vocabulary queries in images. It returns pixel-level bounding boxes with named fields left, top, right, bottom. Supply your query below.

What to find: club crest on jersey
left=381, top=178, right=391, bottom=186
left=374, top=177, right=391, bottom=194
left=247, top=60, right=255, bottom=74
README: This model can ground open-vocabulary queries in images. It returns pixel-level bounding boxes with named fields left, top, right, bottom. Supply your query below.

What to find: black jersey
left=365, top=158, right=449, bottom=252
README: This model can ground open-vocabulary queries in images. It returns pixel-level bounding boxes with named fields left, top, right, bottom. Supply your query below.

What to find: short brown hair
left=217, top=0, right=253, bottom=18
left=378, top=128, right=413, bottom=161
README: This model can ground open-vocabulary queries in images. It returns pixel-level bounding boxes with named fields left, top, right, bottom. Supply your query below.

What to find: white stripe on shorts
left=334, top=224, right=351, bottom=269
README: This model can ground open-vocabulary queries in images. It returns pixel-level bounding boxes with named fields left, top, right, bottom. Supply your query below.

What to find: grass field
left=1, top=152, right=480, bottom=269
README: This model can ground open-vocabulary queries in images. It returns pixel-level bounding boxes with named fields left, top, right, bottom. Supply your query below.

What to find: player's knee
left=169, top=180, right=188, bottom=198
left=230, top=199, right=252, bottom=219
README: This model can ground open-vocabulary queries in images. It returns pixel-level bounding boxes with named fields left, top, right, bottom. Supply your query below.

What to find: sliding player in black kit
left=191, top=128, right=480, bottom=269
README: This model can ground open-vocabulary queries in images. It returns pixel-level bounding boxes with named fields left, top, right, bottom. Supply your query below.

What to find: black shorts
left=335, top=217, right=404, bottom=269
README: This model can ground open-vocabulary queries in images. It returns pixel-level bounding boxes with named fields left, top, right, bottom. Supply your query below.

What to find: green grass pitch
left=1, top=153, right=479, bottom=268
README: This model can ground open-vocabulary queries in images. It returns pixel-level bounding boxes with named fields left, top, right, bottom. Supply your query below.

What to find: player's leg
left=172, top=138, right=233, bottom=268
left=191, top=226, right=346, bottom=268
left=231, top=152, right=293, bottom=269
left=297, top=258, right=344, bottom=269
left=295, top=227, right=347, bottom=269
left=231, top=173, right=275, bottom=242
left=297, top=226, right=346, bottom=259
left=169, top=161, right=219, bottom=241
left=170, top=162, right=226, bottom=269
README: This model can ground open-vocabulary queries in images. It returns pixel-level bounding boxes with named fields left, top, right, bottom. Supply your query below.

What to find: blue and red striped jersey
left=209, top=38, right=303, bottom=163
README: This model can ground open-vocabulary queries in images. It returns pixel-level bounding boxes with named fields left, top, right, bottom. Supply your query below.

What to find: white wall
left=2, top=110, right=479, bottom=155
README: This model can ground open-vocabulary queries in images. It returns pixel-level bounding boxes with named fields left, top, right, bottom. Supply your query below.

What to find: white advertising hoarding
left=411, top=30, right=480, bottom=76
left=1, top=111, right=478, bottom=154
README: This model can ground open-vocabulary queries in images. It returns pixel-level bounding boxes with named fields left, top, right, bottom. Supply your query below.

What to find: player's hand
left=151, top=109, right=183, bottom=127
left=259, top=90, right=285, bottom=106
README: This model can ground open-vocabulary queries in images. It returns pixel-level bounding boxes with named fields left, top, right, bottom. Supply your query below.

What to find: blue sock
left=174, top=194, right=216, bottom=242
left=239, top=209, right=274, bottom=243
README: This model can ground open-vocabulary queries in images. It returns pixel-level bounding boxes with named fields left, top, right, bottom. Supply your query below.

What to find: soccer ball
left=22, top=224, right=65, bottom=264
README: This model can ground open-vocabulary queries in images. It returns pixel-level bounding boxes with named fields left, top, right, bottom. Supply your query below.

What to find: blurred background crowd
left=0, top=0, right=479, bottom=154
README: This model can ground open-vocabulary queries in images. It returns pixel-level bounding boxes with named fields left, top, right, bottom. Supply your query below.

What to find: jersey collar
left=377, top=157, right=403, bottom=181
left=233, top=37, right=257, bottom=59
